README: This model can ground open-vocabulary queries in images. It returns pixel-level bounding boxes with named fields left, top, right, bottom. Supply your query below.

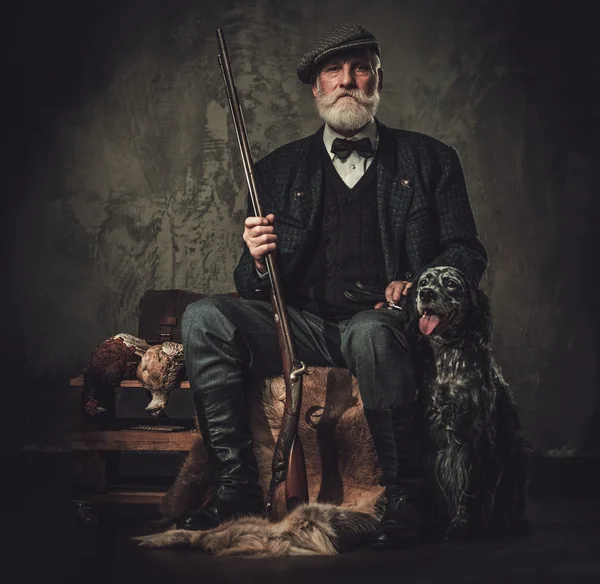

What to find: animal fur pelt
left=165, top=368, right=384, bottom=516
left=157, top=436, right=215, bottom=524
left=82, top=334, right=150, bottom=416
left=136, top=502, right=381, bottom=556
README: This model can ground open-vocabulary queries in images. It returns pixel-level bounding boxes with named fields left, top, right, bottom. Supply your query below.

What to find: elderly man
left=179, top=24, right=487, bottom=549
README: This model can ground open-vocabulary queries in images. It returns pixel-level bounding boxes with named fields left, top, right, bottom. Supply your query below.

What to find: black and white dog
left=404, top=266, right=532, bottom=541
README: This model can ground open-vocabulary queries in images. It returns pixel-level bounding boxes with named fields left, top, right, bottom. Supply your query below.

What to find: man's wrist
left=256, top=269, right=269, bottom=279
left=254, top=260, right=268, bottom=279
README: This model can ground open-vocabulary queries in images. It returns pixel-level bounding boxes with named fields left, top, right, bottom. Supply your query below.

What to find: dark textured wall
left=3, top=0, right=598, bottom=453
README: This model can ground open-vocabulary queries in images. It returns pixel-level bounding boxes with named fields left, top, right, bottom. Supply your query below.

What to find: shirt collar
left=323, top=119, right=379, bottom=159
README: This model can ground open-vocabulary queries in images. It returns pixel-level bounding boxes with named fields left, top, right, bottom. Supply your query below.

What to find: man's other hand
left=374, top=280, right=412, bottom=309
left=243, top=213, right=277, bottom=274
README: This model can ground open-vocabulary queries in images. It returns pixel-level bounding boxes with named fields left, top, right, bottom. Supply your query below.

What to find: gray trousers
left=181, top=295, right=417, bottom=412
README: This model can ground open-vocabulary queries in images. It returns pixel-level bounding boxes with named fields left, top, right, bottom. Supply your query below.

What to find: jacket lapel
left=306, top=125, right=325, bottom=232
left=376, top=120, right=414, bottom=282
left=276, top=126, right=323, bottom=274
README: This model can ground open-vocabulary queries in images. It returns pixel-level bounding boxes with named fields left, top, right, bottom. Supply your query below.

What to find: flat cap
left=296, top=23, right=380, bottom=84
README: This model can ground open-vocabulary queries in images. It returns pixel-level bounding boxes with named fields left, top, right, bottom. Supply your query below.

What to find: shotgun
left=216, top=28, right=309, bottom=521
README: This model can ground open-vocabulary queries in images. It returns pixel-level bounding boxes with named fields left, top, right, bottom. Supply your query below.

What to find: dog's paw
left=133, top=529, right=193, bottom=548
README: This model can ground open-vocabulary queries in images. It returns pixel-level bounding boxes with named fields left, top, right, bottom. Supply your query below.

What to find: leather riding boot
left=177, top=386, right=264, bottom=531
left=364, top=401, right=425, bottom=549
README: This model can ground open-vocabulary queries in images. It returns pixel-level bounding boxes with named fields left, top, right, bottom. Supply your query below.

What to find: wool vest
left=291, top=143, right=388, bottom=322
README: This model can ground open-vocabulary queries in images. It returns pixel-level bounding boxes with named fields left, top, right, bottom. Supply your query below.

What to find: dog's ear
left=400, top=279, right=419, bottom=335
left=465, top=280, right=492, bottom=344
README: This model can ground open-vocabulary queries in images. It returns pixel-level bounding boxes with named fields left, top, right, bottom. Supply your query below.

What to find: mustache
left=316, top=88, right=376, bottom=108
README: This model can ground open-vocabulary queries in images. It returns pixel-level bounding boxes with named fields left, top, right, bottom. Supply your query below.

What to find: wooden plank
left=74, top=491, right=166, bottom=504
left=71, top=429, right=199, bottom=451
left=70, top=375, right=191, bottom=389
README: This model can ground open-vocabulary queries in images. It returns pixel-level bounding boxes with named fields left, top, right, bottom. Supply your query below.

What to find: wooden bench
left=70, top=376, right=199, bottom=506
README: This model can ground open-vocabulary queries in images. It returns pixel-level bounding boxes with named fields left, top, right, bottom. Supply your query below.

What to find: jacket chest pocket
left=276, top=212, right=308, bottom=256
left=280, top=188, right=312, bottom=228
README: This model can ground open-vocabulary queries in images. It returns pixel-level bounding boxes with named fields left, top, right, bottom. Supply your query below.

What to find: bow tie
left=330, top=137, right=375, bottom=162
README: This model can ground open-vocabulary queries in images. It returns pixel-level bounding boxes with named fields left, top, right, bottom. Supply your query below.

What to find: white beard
left=314, top=85, right=380, bottom=134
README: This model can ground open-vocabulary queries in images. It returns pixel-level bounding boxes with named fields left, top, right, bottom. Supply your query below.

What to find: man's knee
left=181, top=295, right=238, bottom=344
left=341, top=310, right=409, bottom=359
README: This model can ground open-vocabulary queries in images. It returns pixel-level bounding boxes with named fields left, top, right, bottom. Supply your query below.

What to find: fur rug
left=137, top=502, right=381, bottom=556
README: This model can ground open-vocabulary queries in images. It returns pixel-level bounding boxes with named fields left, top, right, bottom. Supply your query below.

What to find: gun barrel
left=216, top=31, right=262, bottom=218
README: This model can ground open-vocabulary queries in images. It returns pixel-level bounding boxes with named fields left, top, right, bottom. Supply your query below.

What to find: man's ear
left=311, top=75, right=318, bottom=97
left=377, top=68, right=383, bottom=92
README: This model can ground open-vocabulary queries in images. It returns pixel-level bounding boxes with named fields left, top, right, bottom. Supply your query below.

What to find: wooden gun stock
left=286, top=437, right=309, bottom=508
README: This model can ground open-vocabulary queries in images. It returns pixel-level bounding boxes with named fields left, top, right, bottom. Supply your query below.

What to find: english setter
left=404, top=266, right=532, bottom=541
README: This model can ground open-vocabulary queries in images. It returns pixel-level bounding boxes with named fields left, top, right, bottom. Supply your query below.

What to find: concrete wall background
left=3, top=0, right=598, bottom=453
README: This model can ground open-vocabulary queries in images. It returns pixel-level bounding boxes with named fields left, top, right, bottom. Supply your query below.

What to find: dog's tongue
left=419, top=314, right=440, bottom=335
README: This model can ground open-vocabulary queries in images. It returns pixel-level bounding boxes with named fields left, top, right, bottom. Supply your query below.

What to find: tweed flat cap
left=296, top=23, right=380, bottom=84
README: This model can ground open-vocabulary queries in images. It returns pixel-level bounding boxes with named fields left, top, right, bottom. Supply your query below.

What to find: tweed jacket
left=234, top=120, right=487, bottom=301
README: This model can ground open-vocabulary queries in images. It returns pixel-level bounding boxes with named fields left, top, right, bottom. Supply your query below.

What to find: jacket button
left=401, top=179, right=411, bottom=187
left=406, top=271, right=413, bottom=279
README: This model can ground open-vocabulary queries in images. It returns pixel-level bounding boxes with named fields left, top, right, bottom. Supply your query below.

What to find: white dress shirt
left=323, top=119, right=379, bottom=188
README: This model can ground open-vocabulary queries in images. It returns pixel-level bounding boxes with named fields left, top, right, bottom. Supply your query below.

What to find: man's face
left=311, top=48, right=383, bottom=134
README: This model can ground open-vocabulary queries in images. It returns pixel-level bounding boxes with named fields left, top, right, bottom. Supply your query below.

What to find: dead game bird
left=137, top=342, right=186, bottom=415
left=83, top=334, right=150, bottom=416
